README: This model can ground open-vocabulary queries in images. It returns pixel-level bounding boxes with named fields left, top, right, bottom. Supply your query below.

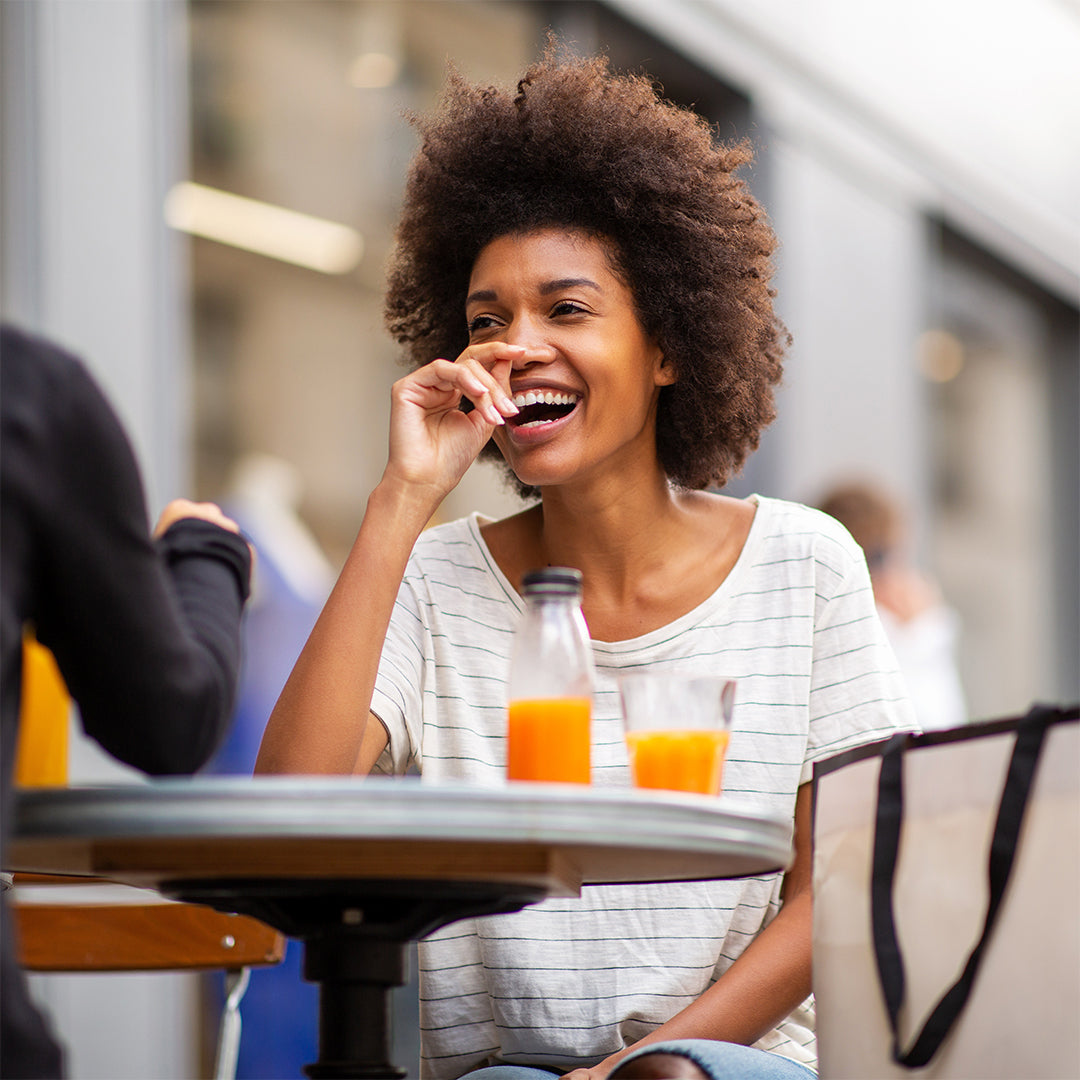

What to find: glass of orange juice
left=619, top=672, right=735, bottom=796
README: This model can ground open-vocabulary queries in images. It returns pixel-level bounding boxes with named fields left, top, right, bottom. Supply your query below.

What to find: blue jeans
left=458, top=1040, right=816, bottom=1079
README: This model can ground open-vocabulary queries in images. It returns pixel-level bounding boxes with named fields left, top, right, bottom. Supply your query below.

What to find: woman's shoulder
left=750, top=494, right=864, bottom=560
left=406, top=512, right=519, bottom=600
left=409, top=513, right=487, bottom=570
left=731, top=495, right=870, bottom=601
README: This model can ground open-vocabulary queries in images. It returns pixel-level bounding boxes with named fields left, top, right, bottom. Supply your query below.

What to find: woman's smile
left=505, top=385, right=581, bottom=440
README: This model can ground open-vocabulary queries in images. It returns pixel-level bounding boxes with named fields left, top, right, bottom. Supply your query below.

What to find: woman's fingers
left=439, top=360, right=505, bottom=426
left=386, top=342, right=528, bottom=489
left=451, top=346, right=522, bottom=425
left=408, top=347, right=521, bottom=427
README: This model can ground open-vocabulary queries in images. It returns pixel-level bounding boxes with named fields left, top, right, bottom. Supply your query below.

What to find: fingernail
left=498, top=393, right=519, bottom=414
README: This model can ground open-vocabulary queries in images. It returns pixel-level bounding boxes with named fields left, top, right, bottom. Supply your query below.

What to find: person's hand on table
left=153, top=498, right=243, bottom=538
left=153, top=499, right=256, bottom=580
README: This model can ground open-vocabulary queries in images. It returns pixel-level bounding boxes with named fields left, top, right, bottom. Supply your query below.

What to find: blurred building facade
left=2, top=1, right=1077, bottom=1076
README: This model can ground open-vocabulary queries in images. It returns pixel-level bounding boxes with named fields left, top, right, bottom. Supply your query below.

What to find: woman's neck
left=540, top=474, right=685, bottom=580
left=481, top=472, right=755, bottom=642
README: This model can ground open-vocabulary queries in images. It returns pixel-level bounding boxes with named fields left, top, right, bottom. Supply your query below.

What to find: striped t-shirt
left=371, top=494, right=915, bottom=1078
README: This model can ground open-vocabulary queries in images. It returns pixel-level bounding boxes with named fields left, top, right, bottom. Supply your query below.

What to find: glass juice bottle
left=507, top=567, right=594, bottom=784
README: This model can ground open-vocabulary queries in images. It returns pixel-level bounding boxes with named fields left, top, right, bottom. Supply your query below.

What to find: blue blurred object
left=203, top=456, right=333, bottom=1078
left=206, top=454, right=335, bottom=777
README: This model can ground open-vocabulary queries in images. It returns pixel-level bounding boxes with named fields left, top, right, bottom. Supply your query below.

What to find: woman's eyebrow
left=466, top=278, right=601, bottom=306
left=539, top=277, right=600, bottom=295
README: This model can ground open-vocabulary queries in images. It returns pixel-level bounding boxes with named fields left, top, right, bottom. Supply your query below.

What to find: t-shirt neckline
left=463, top=493, right=770, bottom=651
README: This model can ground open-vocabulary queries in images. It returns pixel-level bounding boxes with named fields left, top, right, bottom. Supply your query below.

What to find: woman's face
left=465, top=228, right=673, bottom=492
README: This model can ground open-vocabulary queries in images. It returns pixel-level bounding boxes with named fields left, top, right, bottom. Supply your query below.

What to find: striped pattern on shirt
left=371, top=495, right=915, bottom=1078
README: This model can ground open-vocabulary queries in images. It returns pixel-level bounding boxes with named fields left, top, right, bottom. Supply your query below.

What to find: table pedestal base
left=164, top=878, right=546, bottom=1080
left=305, top=934, right=405, bottom=1079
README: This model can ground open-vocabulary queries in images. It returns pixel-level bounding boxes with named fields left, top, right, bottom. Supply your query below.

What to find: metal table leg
left=214, top=967, right=251, bottom=1080
left=166, top=878, right=546, bottom=1080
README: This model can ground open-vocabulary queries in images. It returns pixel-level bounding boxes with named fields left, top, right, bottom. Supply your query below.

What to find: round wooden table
left=8, top=777, right=792, bottom=1079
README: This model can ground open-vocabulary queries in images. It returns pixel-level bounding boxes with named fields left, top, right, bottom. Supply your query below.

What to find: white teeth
left=512, top=390, right=579, bottom=409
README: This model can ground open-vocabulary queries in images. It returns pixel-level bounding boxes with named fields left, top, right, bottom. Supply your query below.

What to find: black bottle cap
left=521, top=566, right=583, bottom=596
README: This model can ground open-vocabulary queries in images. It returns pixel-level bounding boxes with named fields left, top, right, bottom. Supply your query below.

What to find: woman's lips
left=504, top=397, right=580, bottom=443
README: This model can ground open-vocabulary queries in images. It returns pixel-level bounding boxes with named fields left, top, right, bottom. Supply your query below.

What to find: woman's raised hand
left=384, top=343, right=522, bottom=498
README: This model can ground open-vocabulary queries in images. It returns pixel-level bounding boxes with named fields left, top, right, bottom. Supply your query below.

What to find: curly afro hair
left=385, top=43, right=789, bottom=496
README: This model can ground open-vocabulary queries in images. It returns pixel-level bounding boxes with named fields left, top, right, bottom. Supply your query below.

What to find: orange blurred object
left=507, top=698, right=591, bottom=784
left=15, top=633, right=70, bottom=786
left=625, top=729, right=731, bottom=795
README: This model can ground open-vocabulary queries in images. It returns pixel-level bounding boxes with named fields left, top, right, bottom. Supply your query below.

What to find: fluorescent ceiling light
left=164, top=182, right=363, bottom=275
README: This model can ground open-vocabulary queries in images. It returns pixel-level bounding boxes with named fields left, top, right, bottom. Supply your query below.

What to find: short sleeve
left=370, top=567, right=429, bottom=774
left=802, top=526, right=917, bottom=783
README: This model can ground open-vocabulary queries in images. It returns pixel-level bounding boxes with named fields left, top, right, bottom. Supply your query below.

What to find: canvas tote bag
left=812, top=705, right=1079, bottom=1079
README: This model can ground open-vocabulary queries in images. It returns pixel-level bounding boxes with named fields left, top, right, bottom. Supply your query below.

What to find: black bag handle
left=870, top=704, right=1061, bottom=1068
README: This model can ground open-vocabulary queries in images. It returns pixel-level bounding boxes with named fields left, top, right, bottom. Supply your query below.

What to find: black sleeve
left=11, top=330, right=251, bottom=774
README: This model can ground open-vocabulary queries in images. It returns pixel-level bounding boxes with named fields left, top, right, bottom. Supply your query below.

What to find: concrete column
left=2, top=3, right=200, bottom=1077
left=2, top=0, right=190, bottom=513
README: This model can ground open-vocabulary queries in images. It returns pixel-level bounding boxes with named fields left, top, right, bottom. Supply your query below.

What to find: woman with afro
left=257, top=45, right=914, bottom=1080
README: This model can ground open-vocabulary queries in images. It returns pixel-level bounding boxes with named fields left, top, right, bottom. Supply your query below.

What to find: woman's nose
left=503, top=321, right=558, bottom=365
left=508, top=344, right=558, bottom=368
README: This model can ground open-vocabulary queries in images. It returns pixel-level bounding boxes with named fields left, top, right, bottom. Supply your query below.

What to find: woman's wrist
left=366, top=472, right=445, bottom=536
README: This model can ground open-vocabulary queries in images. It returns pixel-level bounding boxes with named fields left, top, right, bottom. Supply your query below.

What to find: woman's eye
left=551, top=301, right=587, bottom=318
left=467, top=315, right=499, bottom=334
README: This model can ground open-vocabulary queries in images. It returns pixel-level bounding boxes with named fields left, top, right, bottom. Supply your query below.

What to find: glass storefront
left=926, top=227, right=1080, bottom=717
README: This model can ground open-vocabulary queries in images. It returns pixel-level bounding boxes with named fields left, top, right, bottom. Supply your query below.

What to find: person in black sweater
left=1, top=324, right=253, bottom=1078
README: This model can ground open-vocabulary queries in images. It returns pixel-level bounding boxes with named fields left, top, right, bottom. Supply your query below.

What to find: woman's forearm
left=586, top=783, right=815, bottom=1079
left=586, top=890, right=811, bottom=1079
left=661, top=889, right=811, bottom=1044
left=254, top=478, right=437, bottom=775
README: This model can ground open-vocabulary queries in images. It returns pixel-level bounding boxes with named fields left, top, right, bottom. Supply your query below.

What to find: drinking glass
left=619, top=672, right=735, bottom=795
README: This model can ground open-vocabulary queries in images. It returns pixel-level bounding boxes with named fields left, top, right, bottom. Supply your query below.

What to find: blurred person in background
left=255, top=46, right=915, bottom=1080
left=1, top=324, right=252, bottom=1079
left=817, top=480, right=967, bottom=731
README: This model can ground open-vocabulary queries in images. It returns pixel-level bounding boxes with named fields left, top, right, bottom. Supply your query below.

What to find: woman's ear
left=654, top=350, right=677, bottom=387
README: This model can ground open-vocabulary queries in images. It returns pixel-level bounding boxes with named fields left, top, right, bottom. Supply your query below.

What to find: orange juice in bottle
left=507, top=568, right=594, bottom=783
left=14, top=630, right=70, bottom=786
left=507, top=698, right=591, bottom=783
